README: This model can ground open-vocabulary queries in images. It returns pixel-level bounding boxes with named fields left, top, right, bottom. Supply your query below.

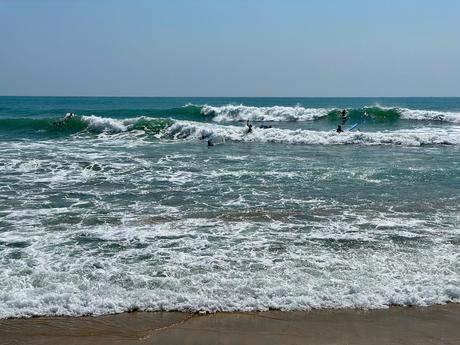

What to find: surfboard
left=346, top=123, right=359, bottom=132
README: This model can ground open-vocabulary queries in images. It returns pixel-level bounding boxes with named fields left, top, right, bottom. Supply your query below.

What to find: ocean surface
left=0, top=97, right=459, bottom=318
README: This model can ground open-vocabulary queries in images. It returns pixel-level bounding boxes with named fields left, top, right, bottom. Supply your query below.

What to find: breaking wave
left=200, top=104, right=330, bottom=122
left=164, top=121, right=460, bottom=146
left=1, top=114, right=459, bottom=146
left=0, top=116, right=173, bottom=136
left=81, top=115, right=172, bottom=134
left=399, top=108, right=460, bottom=123
left=199, top=104, right=460, bottom=123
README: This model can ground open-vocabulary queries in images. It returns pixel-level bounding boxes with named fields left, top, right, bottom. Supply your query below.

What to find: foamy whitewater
left=0, top=97, right=459, bottom=318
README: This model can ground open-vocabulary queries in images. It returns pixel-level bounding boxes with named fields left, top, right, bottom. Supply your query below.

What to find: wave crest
left=0, top=116, right=173, bottom=136
left=399, top=108, right=460, bottom=123
left=201, top=104, right=330, bottom=122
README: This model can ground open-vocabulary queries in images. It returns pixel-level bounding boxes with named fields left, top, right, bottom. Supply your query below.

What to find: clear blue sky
left=1, top=0, right=459, bottom=96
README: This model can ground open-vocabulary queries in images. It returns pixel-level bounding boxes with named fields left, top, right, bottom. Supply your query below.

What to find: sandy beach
left=1, top=304, right=459, bottom=345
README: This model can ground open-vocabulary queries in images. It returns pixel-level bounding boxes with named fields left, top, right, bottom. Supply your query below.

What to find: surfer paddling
left=56, top=112, right=75, bottom=125
left=65, top=112, right=75, bottom=120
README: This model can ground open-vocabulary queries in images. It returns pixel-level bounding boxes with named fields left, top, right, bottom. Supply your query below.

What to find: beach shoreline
left=1, top=303, right=459, bottom=345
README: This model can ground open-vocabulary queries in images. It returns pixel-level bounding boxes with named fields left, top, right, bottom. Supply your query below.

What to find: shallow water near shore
left=1, top=305, right=459, bottom=345
left=0, top=97, right=459, bottom=318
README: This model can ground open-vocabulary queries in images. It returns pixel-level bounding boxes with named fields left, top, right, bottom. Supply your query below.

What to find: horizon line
left=1, top=95, right=460, bottom=98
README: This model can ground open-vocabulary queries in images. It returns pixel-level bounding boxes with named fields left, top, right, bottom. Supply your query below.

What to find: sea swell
left=0, top=115, right=459, bottom=146
left=0, top=116, right=173, bottom=136
left=1, top=105, right=460, bottom=137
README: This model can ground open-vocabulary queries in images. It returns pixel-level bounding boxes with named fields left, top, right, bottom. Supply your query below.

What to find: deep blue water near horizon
left=0, top=97, right=459, bottom=318
left=2, top=96, right=460, bottom=118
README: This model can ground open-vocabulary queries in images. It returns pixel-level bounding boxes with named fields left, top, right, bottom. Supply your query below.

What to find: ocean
left=0, top=97, right=459, bottom=318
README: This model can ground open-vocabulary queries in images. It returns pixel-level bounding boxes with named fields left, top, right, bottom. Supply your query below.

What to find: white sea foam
left=0, top=213, right=458, bottom=318
left=164, top=120, right=460, bottom=146
left=81, top=115, right=159, bottom=134
left=0, top=128, right=459, bottom=319
left=201, top=104, right=330, bottom=122
left=81, top=115, right=132, bottom=133
left=399, top=108, right=460, bottom=123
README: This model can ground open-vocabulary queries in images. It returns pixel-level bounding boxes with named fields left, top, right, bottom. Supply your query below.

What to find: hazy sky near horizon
left=1, top=0, right=459, bottom=96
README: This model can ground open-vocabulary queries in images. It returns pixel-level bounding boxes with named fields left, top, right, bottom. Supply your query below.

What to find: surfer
left=336, top=125, right=343, bottom=133
left=341, top=109, right=348, bottom=119
left=246, top=119, right=253, bottom=133
left=56, top=112, right=75, bottom=125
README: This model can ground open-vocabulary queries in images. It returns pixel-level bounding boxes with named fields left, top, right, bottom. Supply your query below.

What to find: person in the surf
left=340, top=109, right=348, bottom=119
left=336, top=125, right=343, bottom=133
left=246, top=119, right=253, bottom=133
left=200, top=132, right=214, bottom=146
left=56, top=112, right=75, bottom=125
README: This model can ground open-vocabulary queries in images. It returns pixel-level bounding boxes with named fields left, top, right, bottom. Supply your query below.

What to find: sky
left=1, top=0, right=459, bottom=97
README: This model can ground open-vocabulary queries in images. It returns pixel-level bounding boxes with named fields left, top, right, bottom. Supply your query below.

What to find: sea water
left=0, top=97, right=459, bottom=317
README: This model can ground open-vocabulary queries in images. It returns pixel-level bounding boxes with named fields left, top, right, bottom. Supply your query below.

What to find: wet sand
left=1, top=304, right=459, bottom=345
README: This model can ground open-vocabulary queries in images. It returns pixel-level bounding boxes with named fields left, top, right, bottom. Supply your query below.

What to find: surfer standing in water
left=336, top=125, right=343, bottom=133
left=246, top=119, right=253, bottom=133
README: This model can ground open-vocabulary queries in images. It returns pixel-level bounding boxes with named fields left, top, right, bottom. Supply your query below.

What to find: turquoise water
left=0, top=97, right=459, bottom=317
